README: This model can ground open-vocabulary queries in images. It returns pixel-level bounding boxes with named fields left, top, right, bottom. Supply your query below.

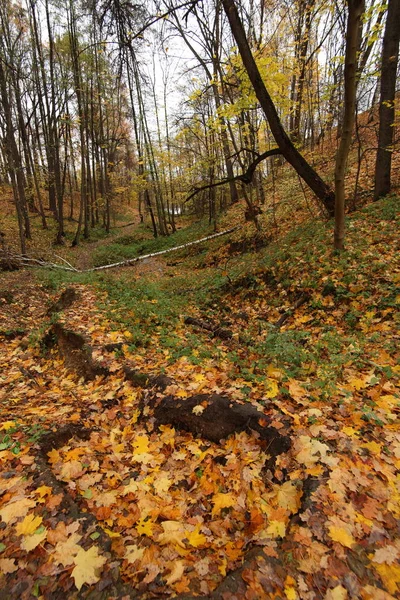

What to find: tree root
left=184, top=316, right=234, bottom=341
left=45, top=323, right=109, bottom=381
left=47, top=287, right=79, bottom=316
left=153, top=393, right=291, bottom=458
left=274, top=292, right=310, bottom=328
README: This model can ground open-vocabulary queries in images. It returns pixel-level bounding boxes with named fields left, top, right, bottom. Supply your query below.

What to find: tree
left=374, top=0, right=400, bottom=200
left=221, top=0, right=335, bottom=216
left=334, top=0, right=365, bottom=251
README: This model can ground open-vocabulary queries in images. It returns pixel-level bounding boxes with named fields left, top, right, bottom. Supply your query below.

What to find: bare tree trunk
left=0, top=61, right=28, bottom=253
left=374, top=0, right=400, bottom=200
left=334, top=0, right=364, bottom=251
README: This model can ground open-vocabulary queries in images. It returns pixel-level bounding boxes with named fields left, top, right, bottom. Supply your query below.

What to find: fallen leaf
left=16, top=514, right=43, bottom=536
left=211, top=492, right=236, bottom=516
left=125, top=544, right=144, bottom=564
left=277, top=481, right=302, bottom=513
left=165, top=560, right=185, bottom=585
left=266, top=520, right=286, bottom=538
left=21, top=527, right=47, bottom=551
left=0, top=498, right=35, bottom=524
left=158, top=521, right=187, bottom=548
left=52, top=533, right=82, bottom=566
left=0, top=558, right=18, bottom=574
left=372, top=545, right=399, bottom=565
left=325, top=585, right=348, bottom=600
left=186, top=524, right=207, bottom=548
left=71, top=546, right=106, bottom=591
left=328, top=525, right=355, bottom=548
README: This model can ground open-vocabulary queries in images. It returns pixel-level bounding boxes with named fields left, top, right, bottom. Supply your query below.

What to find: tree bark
left=334, top=0, right=364, bottom=251
left=222, top=0, right=335, bottom=216
left=374, top=0, right=400, bottom=200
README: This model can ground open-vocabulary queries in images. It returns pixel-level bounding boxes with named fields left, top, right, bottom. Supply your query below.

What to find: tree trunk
left=374, top=0, right=400, bottom=200
left=0, top=61, right=28, bottom=254
left=334, top=0, right=364, bottom=251
left=222, top=0, right=335, bottom=216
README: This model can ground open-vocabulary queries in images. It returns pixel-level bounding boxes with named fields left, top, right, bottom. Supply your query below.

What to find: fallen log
left=154, top=393, right=290, bottom=458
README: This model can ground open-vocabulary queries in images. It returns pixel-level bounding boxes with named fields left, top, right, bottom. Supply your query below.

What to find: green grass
left=92, top=220, right=213, bottom=267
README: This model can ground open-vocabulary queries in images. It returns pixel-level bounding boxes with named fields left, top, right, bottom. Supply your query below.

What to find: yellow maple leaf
left=136, top=517, right=154, bottom=537
left=165, top=560, right=185, bottom=586
left=35, top=485, right=52, bottom=500
left=342, top=426, right=358, bottom=437
left=277, top=481, right=302, bottom=514
left=0, top=498, right=35, bottom=524
left=186, top=525, right=207, bottom=548
left=47, top=448, right=61, bottom=464
left=153, top=475, right=172, bottom=495
left=64, top=447, right=87, bottom=462
left=325, top=585, right=348, bottom=600
left=373, top=563, right=400, bottom=595
left=21, top=527, right=47, bottom=552
left=125, top=544, right=144, bottom=564
left=376, top=394, right=398, bottom=412
left=266, top=520, right=286, bottom=538
left=158, top=521, right=186, bottom=548
left=348, top=377, right=367, bottom=391
left=361, top=441, right=382, bottom=455
left=16, top=514, right=43, bottom=536
left=133, top=435, right=149, bottom=453
left=176, top=389, right=188, bottom=398
left=0, top=421, right=17, bottom=431
left=284, top=584, right=297, bottom=600
left=328, top=525, right=355, bottom=548
left=102, top=528, right=120, bottom=538
left=71, top=546, right=106, bottom=591
left=211, top=492, right=236, bottom=516
left=265, top=379, right=279, bottom=399
left=267, top=365, right=282, bottom=379
left=193, top=373, right=206, bottom=382
left=218, top=557, right=227, bottom=576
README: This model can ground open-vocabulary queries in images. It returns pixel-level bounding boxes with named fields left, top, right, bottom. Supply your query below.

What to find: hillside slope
left=0, top=196, right=399, bottom=598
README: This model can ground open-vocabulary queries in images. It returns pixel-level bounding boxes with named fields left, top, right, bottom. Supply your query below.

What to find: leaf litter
left=0, top=199, right=399, bottom=598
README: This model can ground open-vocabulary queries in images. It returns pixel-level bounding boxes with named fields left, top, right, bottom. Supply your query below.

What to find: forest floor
left=0, top=193, right=399, bottom=599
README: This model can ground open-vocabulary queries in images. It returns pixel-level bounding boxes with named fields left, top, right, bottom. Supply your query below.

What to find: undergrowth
left=36, top=196, right=399, bottom=399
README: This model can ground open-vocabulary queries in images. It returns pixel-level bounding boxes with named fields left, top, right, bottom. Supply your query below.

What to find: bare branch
left=185, top=147, right=281, bottom=202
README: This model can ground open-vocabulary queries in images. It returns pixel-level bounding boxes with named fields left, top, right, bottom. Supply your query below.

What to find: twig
left=54, top=255, right=79, bottom=272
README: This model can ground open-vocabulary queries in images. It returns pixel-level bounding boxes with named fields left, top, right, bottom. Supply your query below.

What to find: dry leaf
left=71, top=546, right=106, bottom=591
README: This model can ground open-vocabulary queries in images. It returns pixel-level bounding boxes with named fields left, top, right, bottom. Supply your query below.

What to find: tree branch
left=185, top=147, right=281, bottom=202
